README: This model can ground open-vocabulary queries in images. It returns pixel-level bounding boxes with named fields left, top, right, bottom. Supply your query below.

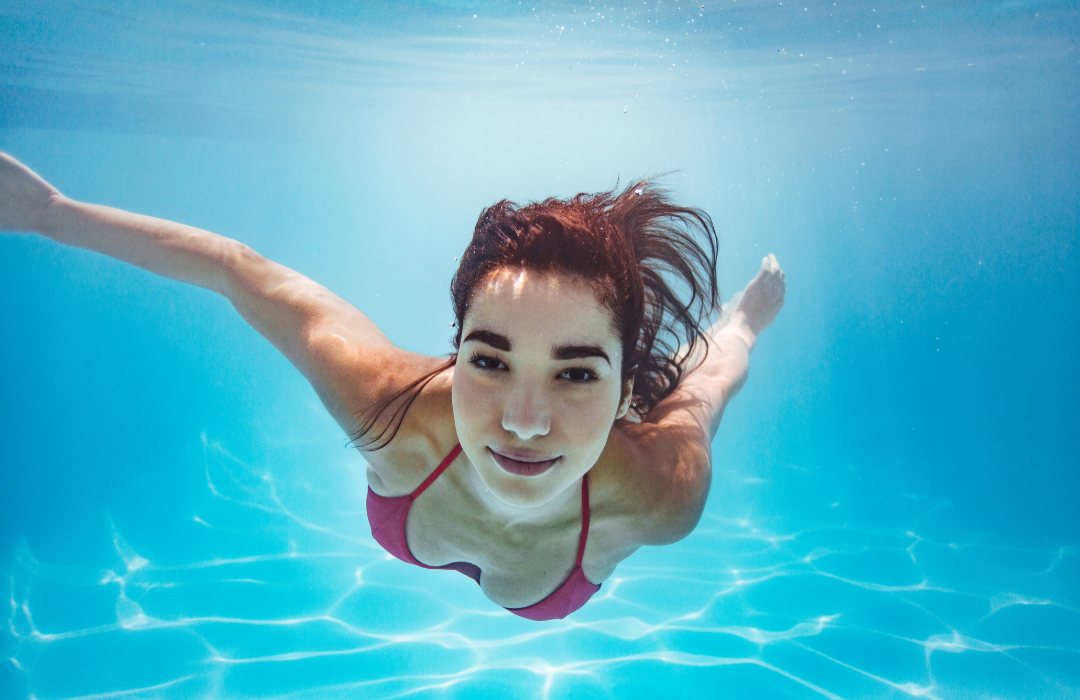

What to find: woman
left=0, top=152, right=785, bottom=621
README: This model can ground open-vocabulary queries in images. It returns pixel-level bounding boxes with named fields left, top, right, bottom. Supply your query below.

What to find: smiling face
left=451, top=268, right=632, bottom=508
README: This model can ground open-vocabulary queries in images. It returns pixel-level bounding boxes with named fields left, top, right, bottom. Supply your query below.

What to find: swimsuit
left=366, top=443, right=601, bottom=621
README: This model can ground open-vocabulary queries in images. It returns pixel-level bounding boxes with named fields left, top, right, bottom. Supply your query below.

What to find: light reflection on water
left=6, top=433, right=1076, bottom=699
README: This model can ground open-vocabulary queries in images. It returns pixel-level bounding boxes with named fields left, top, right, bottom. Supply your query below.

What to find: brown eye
left=469, top=354, right=506, bottom=371
left=559, top=367, right=599, bottom=383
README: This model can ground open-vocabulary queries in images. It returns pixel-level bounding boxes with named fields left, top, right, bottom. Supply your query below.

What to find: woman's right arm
left=0, top=152, right=444, bottom=454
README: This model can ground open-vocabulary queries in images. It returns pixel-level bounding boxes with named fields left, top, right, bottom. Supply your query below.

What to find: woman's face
left=452, top=268, right=631, bottom=508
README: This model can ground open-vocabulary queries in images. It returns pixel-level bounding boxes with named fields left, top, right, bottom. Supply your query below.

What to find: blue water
left=1, top=0, right=1077, bottom=697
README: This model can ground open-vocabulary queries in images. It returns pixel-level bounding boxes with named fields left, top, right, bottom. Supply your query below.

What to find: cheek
left=557, top=391, right=620, bottom=448
left=451, top=371, right=498, bottom=437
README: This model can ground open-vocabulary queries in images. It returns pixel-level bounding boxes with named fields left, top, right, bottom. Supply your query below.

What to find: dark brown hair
left=352, top=178, right=720, bottom=450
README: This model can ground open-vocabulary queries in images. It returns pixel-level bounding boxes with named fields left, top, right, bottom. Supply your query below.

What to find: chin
left=483, top=468, right=566, bottom=508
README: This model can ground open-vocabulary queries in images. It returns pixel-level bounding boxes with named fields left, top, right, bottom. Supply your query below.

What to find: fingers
left=756, top=254, right=786, bottom=303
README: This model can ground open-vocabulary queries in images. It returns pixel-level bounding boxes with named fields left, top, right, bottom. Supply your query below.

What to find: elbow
left=36, top=193, right=72, bottom=236
left=224, top=240, right=264, bottom=272
left=218, top=241, right=269, bottom=297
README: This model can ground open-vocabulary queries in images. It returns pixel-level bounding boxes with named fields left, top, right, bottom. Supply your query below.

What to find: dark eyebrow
left=553, top=344, right=611, bottom=365
left=462, top=329, right=511, bottom=351
left=463, top=329, right=610, bottom=365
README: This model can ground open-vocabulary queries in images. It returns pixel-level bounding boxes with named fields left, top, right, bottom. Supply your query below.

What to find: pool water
left=1, top=0, right=1077, bottom=698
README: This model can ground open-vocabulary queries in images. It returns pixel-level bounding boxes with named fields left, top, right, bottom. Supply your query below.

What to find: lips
left=488, top=448, right=560, bottom=477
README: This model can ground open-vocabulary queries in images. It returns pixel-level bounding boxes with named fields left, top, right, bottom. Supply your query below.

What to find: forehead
left=465, top=269, right=619, bottom=347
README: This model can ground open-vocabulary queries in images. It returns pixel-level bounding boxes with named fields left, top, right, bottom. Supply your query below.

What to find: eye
left=558, top=367, right=599, bottom=383
left=469, top=353, right=507, bottom=372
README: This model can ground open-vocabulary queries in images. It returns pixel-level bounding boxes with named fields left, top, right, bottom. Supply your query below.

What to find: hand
left=0, top=152, right=62, bottom=233
left=732, top=253, right=786, bottom=339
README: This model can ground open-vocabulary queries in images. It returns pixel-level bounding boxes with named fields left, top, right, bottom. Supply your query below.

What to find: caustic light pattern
left=5, top=435, right=1077, bottom=699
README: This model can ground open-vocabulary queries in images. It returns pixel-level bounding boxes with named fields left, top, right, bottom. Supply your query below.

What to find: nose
left=502, top=382, right=551, bottom=440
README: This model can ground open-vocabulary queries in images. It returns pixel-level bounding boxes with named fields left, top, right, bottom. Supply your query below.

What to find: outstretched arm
left=663, top=253, right=786, bottom=439
left=0, top=152, right=434, bottom=443
left=622, top=254, right=786, bottom=544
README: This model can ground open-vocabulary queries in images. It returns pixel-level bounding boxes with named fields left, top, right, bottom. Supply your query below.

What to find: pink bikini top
left=365, top=443, right=601, bottom=621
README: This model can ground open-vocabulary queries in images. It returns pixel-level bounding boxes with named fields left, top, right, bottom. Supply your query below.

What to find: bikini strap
left=575, top=472, right=591, bottom=567
left=410, top=443, right=463, bottom=499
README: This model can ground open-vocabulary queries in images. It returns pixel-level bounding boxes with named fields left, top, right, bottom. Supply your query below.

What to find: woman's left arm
left=622, top=255, right=785, bottom=544
left=677, top=253, right=786, bottom=440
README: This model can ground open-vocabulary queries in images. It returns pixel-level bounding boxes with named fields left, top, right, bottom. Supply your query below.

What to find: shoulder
left=596, top=412, right=712, bottom=546
left=361, top=362, right=460, bottom=495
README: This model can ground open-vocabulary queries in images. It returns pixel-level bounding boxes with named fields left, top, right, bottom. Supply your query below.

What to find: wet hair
left=351, top=178, right=720, bottom=450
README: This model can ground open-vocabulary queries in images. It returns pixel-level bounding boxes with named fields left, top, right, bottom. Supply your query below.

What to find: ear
left=615, top=376, right=635, bottom=420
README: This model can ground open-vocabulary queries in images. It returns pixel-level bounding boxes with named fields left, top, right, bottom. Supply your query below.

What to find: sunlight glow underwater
left=2, top=0, right=1078, bottom=697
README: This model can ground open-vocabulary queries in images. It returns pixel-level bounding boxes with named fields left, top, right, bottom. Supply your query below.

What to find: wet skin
left=452, top=268, right=633, bottom=510
left=0, top=150, right=786, bottom=608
